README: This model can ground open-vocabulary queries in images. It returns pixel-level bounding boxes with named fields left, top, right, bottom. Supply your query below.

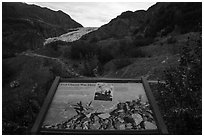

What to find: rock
left=117, top=103, right=126, bottom=110
left=75, top=125, right=82, bottom=129
left=119, top=124, right=126, bottom=130
left=118, top=109, right=124, bottom=113
left=143, top=116, right=148, bottom=121
left=132, top=113, right=143, bottom=125
left=126, top=123, right=133, bottom=129
left=114, top=120, right=124, bottom=130
left=86, top=113, right=92, bottom=118
left=118, top=117, right=124, bottom=123
left=44, top=125, right=52, bottom=129
left=104, top=119, right=110, bottom=124
left=9, top=80, right=20, bottom=88
left=118, top=112, right=126, bottom=118
left=98, top=113, right=111, bottom=119
left=90, top=121, right=100, bottom=129
left=124, top=116, right=135, bottom=123
left=101, top=118, right=111, bottom=129
left=144, top=121, right=157, bottom=129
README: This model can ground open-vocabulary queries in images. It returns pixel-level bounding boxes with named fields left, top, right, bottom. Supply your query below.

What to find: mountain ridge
left=79, top=2, right=201, bottom=43
left=3, top=2, right=82, bottom=29
left=2, top=2, right=82, bottom=58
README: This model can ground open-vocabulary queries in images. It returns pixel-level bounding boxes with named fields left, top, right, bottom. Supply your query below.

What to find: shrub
left=133, top=37, right=154, bottom=47
left=45, top=40, right=68, bottom=47
left=97, top=47, right=114, bottom=65
left=63, top=47, right=71, bottom=59
left=167, top=36, right=177, bottom=44
left=2, top=58, right=54, bottom=134
left=90, top=37, right=98, bottom=43
left=70, top=40, right=97, bottom=60
left=2, top=62, right=14, bottom=86
left=156, top=35, right=202, bottom=134
left=118, top=39, right=147, bottom=58
left=2, top=51, right=16, bottom=59
left=128, top=48, right=146, bottom=58
left=114, top=58, right=132, bottom=69
left=80, top=57, right=98, bottom=77
left=72, top=64, right=78, bottom=68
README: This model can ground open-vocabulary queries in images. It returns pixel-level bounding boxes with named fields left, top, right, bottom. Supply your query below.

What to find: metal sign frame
left=31, top=76, right=168, bottom=135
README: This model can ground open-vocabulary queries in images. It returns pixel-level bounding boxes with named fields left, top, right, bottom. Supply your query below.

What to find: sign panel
left=41, top=82, right=157, bottom=131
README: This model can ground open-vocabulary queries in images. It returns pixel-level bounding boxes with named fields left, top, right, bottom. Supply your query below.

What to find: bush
left=45, top=42, right=58, bottom=51
left=118, top=39, right=147, bottom=58
left=155, top=35, right=202, bottom=134
left=70, top=40, right=97, bottom=60
left=97, top=47, right=114, bottom=65
left=63, top=47, right=71, bottom=59
left=2, top=51, right=16, bottom=59
left=128, top=48, right=146, bottom=58
left=114, top=58, right=132, bottom=69
left=45, top=40, right=68, bottom=47
left=167, top=36, right=177, bottom=44
left=144, top=3, right=201, bottom=37
left=90, top=37, right=98, bottom=43
left=2, top=58, right=54, bottom=134
left=80, top=57, right=98, bottom=77
left=133, top=37, right=154, bottom=47
left=2, top=62, right=14, bottom=86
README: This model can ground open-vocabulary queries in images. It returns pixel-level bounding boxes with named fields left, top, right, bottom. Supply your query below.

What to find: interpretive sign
left=31, top=77, right=168, bottom=135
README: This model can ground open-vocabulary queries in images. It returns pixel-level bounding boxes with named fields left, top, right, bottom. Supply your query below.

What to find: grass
left=103, top=55, right=179, bottom=80
left=2, top=56, right=52, bottom=134
left=103, top=32, right=199, bottom=80
left=148, top=33, right=202, bottom=134
left=2, top=31, right=201, bottom=134
left=34, top=46, right=62, bottom=58
left=2, top=54, right=76, bottom=134
left=150, top=80, right=201, bottom=134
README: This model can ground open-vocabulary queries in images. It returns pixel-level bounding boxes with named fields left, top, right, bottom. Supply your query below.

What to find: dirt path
left=21, top=52, right=82, bottom=77
left=19, top=52, right=166, bottom=82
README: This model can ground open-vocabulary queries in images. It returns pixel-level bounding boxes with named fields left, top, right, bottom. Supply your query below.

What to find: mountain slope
left=2, top=2, right=82, bottom=30
left=2, top=2, right=82, bottom=58
left=80, top=10, right=147, bottom=42
left=65, top=2, right=201, bottom=79
left=80, top=2, right=201, bottom=43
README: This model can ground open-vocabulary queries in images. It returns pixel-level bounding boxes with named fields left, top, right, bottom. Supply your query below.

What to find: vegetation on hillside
left=2, top=2, right=82, bottom=58
left=2, top=2, right=202, bottom=135
left=150, top=33, right=202, bottom=134
left=2, top=56, right=77, bottom=134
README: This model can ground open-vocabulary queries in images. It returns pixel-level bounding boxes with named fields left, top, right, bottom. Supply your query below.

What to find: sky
left=27, top=2, right=156, bottom=27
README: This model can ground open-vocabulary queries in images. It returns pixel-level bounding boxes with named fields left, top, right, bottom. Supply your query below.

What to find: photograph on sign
left=41, top=82, right=157, bottom=131
left=94, top=83, right=114, bottom=101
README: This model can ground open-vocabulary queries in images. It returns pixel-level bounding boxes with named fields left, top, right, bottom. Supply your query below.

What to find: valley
left=2, top=2, right=202, bottom=135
